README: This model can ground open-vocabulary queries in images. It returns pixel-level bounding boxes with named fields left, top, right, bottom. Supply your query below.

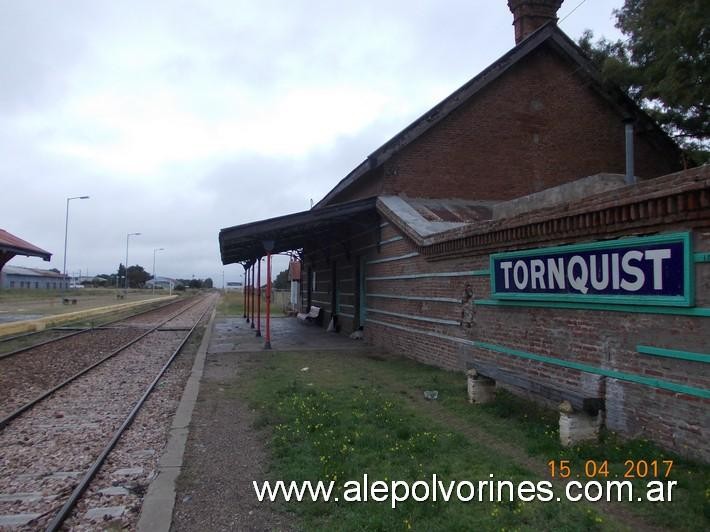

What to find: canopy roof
left=219, top=197, right=378, bottom=264
left=0, top=229, right=51, bottom=261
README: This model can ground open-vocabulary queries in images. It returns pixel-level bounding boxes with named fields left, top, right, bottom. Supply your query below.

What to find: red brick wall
left=304, top=169, right=710, bottom=462
left=358, top=218, right=709, bottom=462
left=331, top=43, right=680, bottom=205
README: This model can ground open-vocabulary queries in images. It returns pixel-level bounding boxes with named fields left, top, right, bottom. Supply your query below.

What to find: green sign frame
left=489, top=232, right=694, bottom=307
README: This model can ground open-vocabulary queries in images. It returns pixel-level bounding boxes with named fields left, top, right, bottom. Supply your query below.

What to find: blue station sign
left=490, top=232, right=693, bottom=307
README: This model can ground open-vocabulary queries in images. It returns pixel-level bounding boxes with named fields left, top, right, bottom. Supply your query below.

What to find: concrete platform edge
left=137, top=308, right=217, bottom=532
left=0, top=295, right=177, bottom=337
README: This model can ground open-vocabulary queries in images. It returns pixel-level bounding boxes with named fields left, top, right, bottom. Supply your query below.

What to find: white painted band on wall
left=339, top=304, right=355, bottom=309
left=366, top=307, right=460, bottom=326
left=338, top=313, right=355, bottom=319
left=367, top=252, right=420, bottom=265
left=339, top=292, right=354, bottom=297
left=379, top=236, right=404, bottom=245
left=366, top=270, right=485, bottom=281
left=311, top=300, right=330, bottom=306
left=367, top=293, right=460, bottom=303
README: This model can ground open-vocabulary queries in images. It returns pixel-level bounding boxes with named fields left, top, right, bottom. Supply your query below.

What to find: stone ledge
left=0, top=296, right=177, bottom=337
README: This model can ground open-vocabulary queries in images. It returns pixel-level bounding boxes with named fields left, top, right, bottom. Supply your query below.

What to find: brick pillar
left=467, top=369, right=496, bottom=404
left=507, top=0, right=563, bottom=44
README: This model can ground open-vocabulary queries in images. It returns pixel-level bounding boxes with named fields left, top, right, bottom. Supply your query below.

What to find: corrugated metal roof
left=0, top=229, right=52, bottom=261
left=2, top=265, right=65, bottom=278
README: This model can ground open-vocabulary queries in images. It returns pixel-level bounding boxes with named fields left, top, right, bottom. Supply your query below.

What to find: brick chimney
left=507, top=0, right=563, bottom=44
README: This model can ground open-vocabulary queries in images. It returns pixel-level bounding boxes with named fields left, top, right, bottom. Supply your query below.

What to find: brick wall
left=303, top=170, right=710, bottom=462
left=330, top=43, right=680, bottom=206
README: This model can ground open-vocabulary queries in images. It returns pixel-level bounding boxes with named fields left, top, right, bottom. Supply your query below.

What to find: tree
left=273, top=268, right=289, bottom=290
left=203, top=277, right=213, bottom=288
left=579, top=0, right=709, bottom=160
left=127, top=265, right=151, bottom=288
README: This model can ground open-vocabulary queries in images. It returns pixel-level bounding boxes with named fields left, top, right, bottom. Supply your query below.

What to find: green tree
left=203, top=277, right=213, bottom=288
left=127, top=265, right=151, bottom=288
left=273, top=268, right=289, bottom=290
left=579, top=0, right=709, bottom=160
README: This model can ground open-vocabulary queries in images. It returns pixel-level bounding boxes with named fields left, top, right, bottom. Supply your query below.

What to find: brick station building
left=220, top=1, right=709, bottom=461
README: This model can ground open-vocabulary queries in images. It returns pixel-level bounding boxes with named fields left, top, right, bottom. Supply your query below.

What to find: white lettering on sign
left=498, top=249, right=671, bottom=294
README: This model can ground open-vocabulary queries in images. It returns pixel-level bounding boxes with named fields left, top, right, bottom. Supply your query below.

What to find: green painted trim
left=367, top=270, right=488, bottom=281
left=367, top=293, right=460, bottom=304
left=367, top=252, right=420, bottom=265
left=475, top=298, right=710, bottom=317
left=339, top=304, right=355, bottom=309
left=471, top=269, right=490, bottom=276
left=473, top=341, right=710, bottom=399
left=489, top=231, right=693, bottom=308
left=366, top=318, right=710, bottom=399
left=366, top=307, right=460, bottom=326
left=694, top=252, right=710, bottom=263
left=637, top=345, right=710, bottom=364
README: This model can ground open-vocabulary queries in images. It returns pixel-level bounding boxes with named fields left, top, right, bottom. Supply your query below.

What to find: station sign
left=490, top=232, right=693, bottom=307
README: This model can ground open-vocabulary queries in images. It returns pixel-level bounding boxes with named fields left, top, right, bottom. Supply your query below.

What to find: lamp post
left=125, top=232, right=141, bottom=291
left=63, top=195, right=90, bottom=289
left=152, top=247, right=165, bottom=295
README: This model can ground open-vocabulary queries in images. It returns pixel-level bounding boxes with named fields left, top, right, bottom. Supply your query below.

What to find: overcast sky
left=2, top=0, right=624, bottom=285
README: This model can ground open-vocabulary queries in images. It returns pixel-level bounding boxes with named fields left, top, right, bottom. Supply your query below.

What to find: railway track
left=0, top=297, right=206, bottom=422
left=0, top=292, right=218, bottom=530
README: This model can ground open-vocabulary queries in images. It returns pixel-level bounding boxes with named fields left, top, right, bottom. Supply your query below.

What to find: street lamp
left=63, top=195, right=90, bottom=289
left=152, top=247, right=165, bottom=295
left=125, top=232, right=141, bottom=291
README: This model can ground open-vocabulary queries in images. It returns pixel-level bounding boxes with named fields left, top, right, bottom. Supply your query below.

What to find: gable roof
left=314, top=23, right=681, bottom=208
left=0, top=229, right=51, bottom=261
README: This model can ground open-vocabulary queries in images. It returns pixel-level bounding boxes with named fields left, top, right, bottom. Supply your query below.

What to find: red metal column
left=264, top=252, right=272, bottom=349
left=250, top=262, right=255, bottom=328
left=256, top=257, right=262, bottom=337
left=245, top=266, right=250, bottom=322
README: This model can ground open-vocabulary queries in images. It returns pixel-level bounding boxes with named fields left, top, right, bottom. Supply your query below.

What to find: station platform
left=138, top=315, right=367, bottom=531
left=210, top=315, right=366, bottom=353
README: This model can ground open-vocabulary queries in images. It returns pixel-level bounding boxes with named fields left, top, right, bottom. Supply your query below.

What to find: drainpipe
left=624, top=118, right=636, bottom=185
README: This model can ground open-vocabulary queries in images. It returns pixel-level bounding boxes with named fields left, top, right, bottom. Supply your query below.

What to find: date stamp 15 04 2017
left=547, top=459, right=674, bottom=480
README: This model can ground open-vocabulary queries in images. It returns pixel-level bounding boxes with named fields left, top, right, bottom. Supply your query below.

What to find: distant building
left=225, top=281, right=243, bottom=291
left=146, top=276, right=177, bottom=290
left=1, top=265, right=67, bottom=290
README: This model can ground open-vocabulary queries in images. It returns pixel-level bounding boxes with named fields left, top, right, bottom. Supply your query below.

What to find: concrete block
left=559, top=403, right=602, bottom=446
left=467, top=370, right=496, bottom=404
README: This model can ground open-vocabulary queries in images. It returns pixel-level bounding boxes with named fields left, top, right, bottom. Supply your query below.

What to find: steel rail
left=0, top=295, right=197, bottom=361
left=0, top=295, right=208, bottom=430
left=44, top=302, right=215, bottom=532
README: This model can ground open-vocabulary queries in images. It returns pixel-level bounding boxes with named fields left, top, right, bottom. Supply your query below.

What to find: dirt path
left=170, top=349, right=295, bottom=532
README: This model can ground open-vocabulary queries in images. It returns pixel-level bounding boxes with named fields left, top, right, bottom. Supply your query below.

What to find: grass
left=235, top=350, right=709, bottom=531
left=218, top=291, right=286, bottom=318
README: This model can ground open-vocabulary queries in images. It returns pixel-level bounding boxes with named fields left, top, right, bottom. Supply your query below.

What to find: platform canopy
left=219, top=197, right=378, bottom=264
left=0, top=229, right=51, bottom=272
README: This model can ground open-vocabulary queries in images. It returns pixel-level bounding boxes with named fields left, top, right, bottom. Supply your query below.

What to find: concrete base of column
left=559, top=401, right=602, bottom=446
left=467, top=370, right=496, bottom=404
